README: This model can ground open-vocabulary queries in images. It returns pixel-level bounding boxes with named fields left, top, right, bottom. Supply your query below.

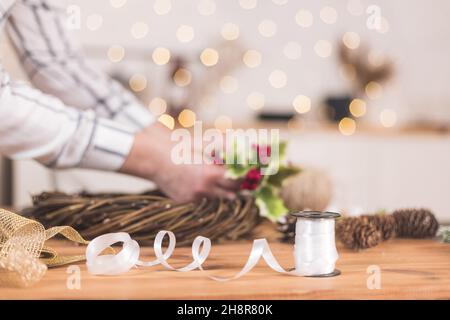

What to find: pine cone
left=336, top=217, right=382, bottom=250
left=277, top=215, right=297, bottom=243
left=360, top=214, right=396, bottom=241
left=393, top=208, right=439, bottom=238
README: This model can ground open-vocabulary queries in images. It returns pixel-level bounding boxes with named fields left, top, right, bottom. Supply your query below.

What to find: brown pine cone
left=336, top=217, right=382, bottom=250
left=393, top=208, right=439, bottom=238
left=360, top=214, right=396, bottom=241
left=277, top=215, right=297, bottom=243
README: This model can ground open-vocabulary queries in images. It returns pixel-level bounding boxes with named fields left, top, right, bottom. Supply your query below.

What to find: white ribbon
left=294, top=218, right=338, bottom=276
left=86, top=218, right=338, bottom=280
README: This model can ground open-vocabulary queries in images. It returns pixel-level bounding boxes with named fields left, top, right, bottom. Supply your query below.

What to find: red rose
left=241, top=168, right=262, bottom=191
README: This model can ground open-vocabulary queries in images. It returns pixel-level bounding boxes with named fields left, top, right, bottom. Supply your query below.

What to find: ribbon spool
left=291, top=211, right=341, bottom=277
left=86, top=211, right=342, bottom=280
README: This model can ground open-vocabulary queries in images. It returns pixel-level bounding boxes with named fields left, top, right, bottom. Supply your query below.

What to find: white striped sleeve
left=5, top=0, right=154, bottom=131
left=0, top=68, right=135, bottom=171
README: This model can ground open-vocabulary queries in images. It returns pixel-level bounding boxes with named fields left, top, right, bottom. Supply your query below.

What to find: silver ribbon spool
left=291, top=211, right=341, bottom=277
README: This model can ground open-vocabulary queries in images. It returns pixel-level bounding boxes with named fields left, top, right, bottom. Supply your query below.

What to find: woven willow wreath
left=23, top=191, right=261, bottom=247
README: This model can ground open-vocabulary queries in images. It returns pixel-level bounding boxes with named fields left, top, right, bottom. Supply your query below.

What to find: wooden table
left=1, top=239, right=449, bottom=300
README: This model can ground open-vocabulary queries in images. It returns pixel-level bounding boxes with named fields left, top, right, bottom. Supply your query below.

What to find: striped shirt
left=0, top=0, right=154, bottom=171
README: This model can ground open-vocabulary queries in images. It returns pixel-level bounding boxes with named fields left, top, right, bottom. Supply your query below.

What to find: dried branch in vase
left=338, top=41, right=394, bottom=95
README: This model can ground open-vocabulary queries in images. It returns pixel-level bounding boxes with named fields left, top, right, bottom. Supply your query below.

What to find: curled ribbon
left=86, top=230, right=333, bottom=281
left=86, top=215, right=339, bottom=280
left=86, top=231, right=293, bottom=281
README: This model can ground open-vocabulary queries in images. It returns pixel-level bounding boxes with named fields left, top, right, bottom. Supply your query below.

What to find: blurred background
left=0, top=0, right=449, bottom=221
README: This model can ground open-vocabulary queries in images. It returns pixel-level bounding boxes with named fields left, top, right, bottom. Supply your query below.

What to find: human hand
left=120, top=123, right=240, bottom=202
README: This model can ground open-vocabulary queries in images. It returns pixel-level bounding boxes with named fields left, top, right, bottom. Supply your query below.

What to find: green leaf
left=255, top=185, right=289, bottom=222
left=441, top=230, right=450, bottom=243
left=225, top=164, right=252, bottom=179
left=223, top=140, right=255, bottom=179
left=267, top=166, right=301, bottom=187
left=278, top=141, right=287, bottom=161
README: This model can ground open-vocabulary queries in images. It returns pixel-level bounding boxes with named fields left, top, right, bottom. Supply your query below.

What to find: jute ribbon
left=0, top=208, right=89, bottom=287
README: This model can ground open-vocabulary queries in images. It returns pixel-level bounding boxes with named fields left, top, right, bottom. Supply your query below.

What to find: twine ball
left=280, top=168, right=333, bottom=212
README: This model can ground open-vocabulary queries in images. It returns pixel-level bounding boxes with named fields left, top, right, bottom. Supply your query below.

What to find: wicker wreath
left=22, top=191, right=261, bottom=246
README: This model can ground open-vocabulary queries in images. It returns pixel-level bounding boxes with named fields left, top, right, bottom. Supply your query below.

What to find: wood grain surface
left=1, top=239, right=449, bottom=300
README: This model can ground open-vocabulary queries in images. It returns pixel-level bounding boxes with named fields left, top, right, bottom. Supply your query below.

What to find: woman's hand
left=120, top=123, right=239, bottom=202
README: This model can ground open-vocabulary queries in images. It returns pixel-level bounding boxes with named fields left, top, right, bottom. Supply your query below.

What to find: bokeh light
left=173, top=68, right=192, bottom=87
left=214, top=115, right=233, bottom=132
left=243, top=50, right=262, bottom=68
left=295, top=10, right=314, bottom=28
left=343, top=32, right=361, bottom=50
left=131, top=22, right=149, bottom=39
left=258, top=19, right=277, bottom=38
left=153, top=0, right=172, bottom=15
left=158, top=114, right=175, bottom=130
left=200, top=48, right=219, bottom=67
left=368, top=51, right=386, bottom=67
left=178, top=109, right=197, bottom=128
left=365, top=81, right=383, bottom=100
left=110, top=0, right=127, bottom=9
left=198, top=0, right=216, bottom=16
left=152, top=47, right=171, bottom=65
left=129, top=74, right=147, bottom=92
left=107, top=45, right=125, bottom=63
left=220, top=76, right=238, bottom=94
left=283, top=41, right=302, bottom=60
left=339, top=117, right=356, bottom=136
left=239, top=0, right=257, bottom=10
left=86, top=14, right=103, bottom=31
left=314, top=40, right=332, bottom=58
left=380, top=109, right=397, bottom=127
left=176, top=25, right=195, bottom=43
left=349, top=99, right=367, bottom=117
left=269, top=70, right=287, bottom=88
left=199, top=95, right=218, bottom=113
left=347, top=0, right=364, bottom=16
left=221, top=23, right=240, bottom=40
left=148, top=97, right=167, bottom=115
left=272, top=0, right=288, bottom=5
left=320, top=6, right=338, bottom=24
left=247, top=92, right=265, bottom=110
left=293, top=95, right=311, bottom=114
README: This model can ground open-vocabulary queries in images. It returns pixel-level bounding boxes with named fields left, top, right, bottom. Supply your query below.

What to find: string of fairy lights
left=86, top=0, right=395, bottom=134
